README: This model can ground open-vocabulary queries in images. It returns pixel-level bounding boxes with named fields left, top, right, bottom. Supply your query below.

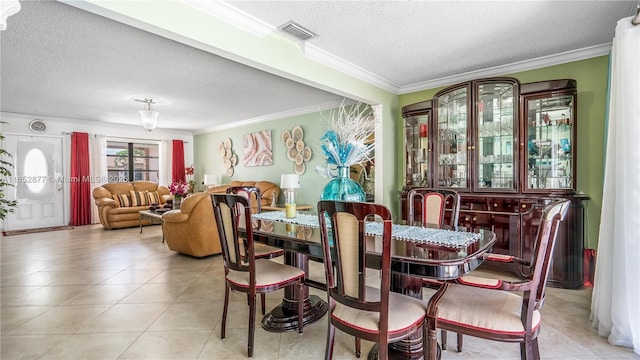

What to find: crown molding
left=184, top=0, right=274, bottom=38
left=195, top=100, right=352, bottom=134
left=399, top=43, right=612, bottom=94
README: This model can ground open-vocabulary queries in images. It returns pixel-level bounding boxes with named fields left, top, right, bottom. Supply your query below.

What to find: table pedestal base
left=261, top=294, right=327, bottom=332
left=368, top=343, right=441, bottom=360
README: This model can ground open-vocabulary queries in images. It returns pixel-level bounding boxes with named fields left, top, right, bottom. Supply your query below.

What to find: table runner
left=252, top=211, right=480, bottom=248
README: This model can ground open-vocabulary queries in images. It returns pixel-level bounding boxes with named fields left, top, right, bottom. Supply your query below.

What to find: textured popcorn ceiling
left=0, top=0, right=636, bottom=132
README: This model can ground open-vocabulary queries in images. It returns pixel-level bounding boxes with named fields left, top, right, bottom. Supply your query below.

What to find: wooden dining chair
left=407, top=188, right=460, bottom=349
left=317, top=200, right=429, bottom=360
left=407, top=188, right=460, bottom=228
left=211, top=193, right=304, bottom=357
left=427, top=199, right=570, bottom=360
left=226, top=186, right=285, bottom=315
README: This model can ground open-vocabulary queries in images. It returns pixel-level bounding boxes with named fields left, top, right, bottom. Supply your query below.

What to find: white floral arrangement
left=315, top=101, right=377, bottom=178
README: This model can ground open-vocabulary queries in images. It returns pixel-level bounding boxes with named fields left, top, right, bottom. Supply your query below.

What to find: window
left=107, top=141, right=159, bottom=182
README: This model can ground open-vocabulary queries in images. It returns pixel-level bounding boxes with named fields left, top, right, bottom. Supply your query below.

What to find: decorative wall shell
left=218, top=138, right=236, bottom=176
left=281, top=126, right=311, bottom=175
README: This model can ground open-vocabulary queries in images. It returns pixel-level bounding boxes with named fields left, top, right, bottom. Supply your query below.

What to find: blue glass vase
left=320, top=166, right=366, bottom=202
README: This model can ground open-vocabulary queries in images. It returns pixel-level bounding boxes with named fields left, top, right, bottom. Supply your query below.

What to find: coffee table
left=138, top=210, right=166, bottom=242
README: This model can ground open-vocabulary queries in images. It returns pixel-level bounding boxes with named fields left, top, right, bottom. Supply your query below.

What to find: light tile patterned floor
left=1, top=224, right=638, bottom=359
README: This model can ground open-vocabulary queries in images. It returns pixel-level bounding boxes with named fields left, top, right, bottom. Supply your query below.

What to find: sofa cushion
left=133, top=181, right=160, bottom=192
left=146, top=191, right=161, bottom=205
left=130, top=190, right=150, bottom=206
left=112, top=194, right=131, bottom=207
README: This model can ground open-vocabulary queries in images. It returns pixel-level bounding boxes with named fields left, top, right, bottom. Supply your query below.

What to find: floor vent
left=278, top=21, right=317, bottom=41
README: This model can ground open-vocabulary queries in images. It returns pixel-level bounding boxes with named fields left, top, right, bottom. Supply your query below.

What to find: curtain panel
left=70, top=132, right=92, bottom=226
left=171, top=140, right=185, bottom=183
left=591, top=16, right=640, bottom=355
left=89, top=134, right=107, bottom=224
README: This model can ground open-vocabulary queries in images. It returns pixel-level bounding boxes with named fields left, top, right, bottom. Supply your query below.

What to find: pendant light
left=138, top=98, right=159, bottom=131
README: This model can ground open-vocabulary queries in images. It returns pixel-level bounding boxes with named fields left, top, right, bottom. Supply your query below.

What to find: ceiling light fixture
left=136, top=98, right=159, bottom=131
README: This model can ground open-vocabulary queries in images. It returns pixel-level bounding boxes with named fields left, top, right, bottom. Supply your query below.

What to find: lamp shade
left=203, top=174, right=219, bottom=186
left=139, top=110, right=159, bottom=131
left=280, top=174, right=300, bottom=189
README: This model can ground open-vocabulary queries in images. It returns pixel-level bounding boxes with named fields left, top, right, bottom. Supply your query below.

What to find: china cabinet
left=399, top=78, right=587, bottom=289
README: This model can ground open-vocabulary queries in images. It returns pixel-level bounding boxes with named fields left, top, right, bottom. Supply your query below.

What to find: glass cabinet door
left=524, top=92, right=576, bottom=191
left=475, top=81, right=517, bottom=191
left=403, top=111, right=431, bottom=186
left=435, top=86, right=469, bottom=189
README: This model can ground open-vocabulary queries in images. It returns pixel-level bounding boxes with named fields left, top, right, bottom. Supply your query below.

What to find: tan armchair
left=92, top=181, right=171, bottom=229
left=161, top=180, right=280, bottom=258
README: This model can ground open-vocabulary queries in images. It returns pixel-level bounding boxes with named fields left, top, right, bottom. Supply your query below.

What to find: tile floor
left=1, top=224, right=638, bottom=360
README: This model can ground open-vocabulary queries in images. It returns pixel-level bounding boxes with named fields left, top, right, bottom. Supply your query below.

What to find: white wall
left=1, top=112, right=194, bottom=226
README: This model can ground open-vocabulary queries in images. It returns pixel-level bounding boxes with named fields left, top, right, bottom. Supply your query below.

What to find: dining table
left=242, top=210, right=497, bottom=360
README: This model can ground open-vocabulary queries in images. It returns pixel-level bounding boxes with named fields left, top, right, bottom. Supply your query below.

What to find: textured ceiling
left=1, top=0, right=637, bottom=133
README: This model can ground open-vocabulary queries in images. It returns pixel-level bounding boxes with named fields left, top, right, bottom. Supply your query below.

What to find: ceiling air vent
left=278, top=21, right=317, bottom=41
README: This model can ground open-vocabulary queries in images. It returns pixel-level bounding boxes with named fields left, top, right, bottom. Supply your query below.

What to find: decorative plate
left=296, top=140, right=304, bottom=152
left=29, top=119, right=47, bottom=133
left=226, top=167, right=234, bottom=176
left=223, top=138, right=232, bottom=150
left=302, top=147, right=312, bottom=161
left=218, top=142, right=225, bottom=155
left=287, top=147, right=298, bottom=161
left=285, top=137, right=295, bottom=149
left=294, top=162, right=305, bottom=175
left=294, top=153, right=304, bottom=165
left=281, top=130, right=291, bottom=145
left=291, top=126, right=304, bottom=142
left=230, top=154, right=238, bottom=166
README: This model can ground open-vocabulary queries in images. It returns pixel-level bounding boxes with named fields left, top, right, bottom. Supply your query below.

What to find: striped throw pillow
left=129, top=190, right=150, bottom=206
left=146, top=191, right=161, bottom=205
left=112, top=194, right=131, bottom=207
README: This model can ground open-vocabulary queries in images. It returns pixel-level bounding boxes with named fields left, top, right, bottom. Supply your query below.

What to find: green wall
left=194, top=111, right=339, bottom=208
left=397, top=56, right=609, bottom=249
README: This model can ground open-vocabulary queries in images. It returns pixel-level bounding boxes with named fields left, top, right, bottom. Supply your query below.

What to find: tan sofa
left=92, top=181, right=171, bottom=229
left=162, top=180, right=280, bottom=257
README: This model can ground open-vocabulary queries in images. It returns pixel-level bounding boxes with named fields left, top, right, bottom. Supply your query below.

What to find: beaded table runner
left=252, top=211, right=480, bottom=248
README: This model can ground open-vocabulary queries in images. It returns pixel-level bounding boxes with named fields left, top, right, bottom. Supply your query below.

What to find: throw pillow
left=146, top=191, right=161, bottom=205
left=130, top=190, right=150, bottom=206
left=112, top=194, right=131, bottom=207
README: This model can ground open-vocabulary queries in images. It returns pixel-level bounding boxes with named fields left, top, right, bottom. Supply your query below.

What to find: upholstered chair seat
left=225, top=258, right=304, bottom=289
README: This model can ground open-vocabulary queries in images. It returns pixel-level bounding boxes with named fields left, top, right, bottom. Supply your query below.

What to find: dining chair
left=226, top=186, right=285, bottom=315
left=407, top=188, right=460, bottom=228
left=407, top=187, right=460, bottom=349
left=211, top=193, right=304, bottom=357
left=317, top=200, right=429, bottom=360
left=427, top=199, right=571, bottom=360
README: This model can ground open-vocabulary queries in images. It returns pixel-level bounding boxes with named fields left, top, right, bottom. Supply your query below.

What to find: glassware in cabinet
left=435, top=85, right=469, bottom=189
left=475, top=80, right=518, bottom=191
left=521, top=80, right=576, bottom=192
left=401, top=100, right=432, bottom=187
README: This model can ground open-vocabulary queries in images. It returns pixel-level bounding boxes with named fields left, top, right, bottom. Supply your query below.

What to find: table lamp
left=280, top=174, right=300, bottom=218
left=203, top=174, right=220, bottom=190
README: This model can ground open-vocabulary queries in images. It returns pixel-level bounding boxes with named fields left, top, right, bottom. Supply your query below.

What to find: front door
left=2, top=134, right=64, bottom=231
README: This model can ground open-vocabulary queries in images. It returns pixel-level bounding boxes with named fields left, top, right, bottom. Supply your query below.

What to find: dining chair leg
left=355, top=337, right=361, bottom=358
left=520, top=338, right=536, bottom=360
left=532, top=337, right=540, bottom=360
left=325, top=321, right=335, bottom=360
left=441, top=330, right=447, bottom=350
left=422, top=321, right=429, bottom=358
left=221, top=285, right=229, bottom=340
left=261, top=293, right=266, bottom=315
left=427, top=327, right=438, bottom=360
left=248, top=292, right=256, bottom=357
left=456, top=333, right=463, bottom=352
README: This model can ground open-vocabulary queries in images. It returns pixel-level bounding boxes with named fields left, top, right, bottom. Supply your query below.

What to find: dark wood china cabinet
left=399, top=77, right=588, bottom=289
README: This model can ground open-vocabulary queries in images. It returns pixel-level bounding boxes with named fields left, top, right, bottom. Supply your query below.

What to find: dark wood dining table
left=243, top=214, right=496, bottom=360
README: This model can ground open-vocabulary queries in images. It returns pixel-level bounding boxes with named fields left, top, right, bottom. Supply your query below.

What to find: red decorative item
left=419, top=124, right=428, bottom=138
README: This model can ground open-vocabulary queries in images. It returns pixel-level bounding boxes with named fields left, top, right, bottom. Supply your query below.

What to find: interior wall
left=397, top=55, right=609, bottom=249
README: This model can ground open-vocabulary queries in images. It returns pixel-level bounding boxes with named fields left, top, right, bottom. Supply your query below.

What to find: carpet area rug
left=2, top=226, right=75, bottom=236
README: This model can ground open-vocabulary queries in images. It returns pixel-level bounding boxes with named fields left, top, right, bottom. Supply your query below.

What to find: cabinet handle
left=522, top=204, right=527, bottom=208
left=465, top=216, right=471, bottom=222
left=471, top=145, right=476, bottom=150
left=520, top=142, right=525, bottom=146
left=493, top=203, right=498, bottom=207
left=467, top=145, right=471, bottom=150
left=472, top=217, right=477, bottom=222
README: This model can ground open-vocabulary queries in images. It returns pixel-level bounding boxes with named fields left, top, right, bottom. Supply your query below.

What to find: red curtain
left=172, top=140, right=186, bottom=183
left=70, top=132, right=91, bottom=226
